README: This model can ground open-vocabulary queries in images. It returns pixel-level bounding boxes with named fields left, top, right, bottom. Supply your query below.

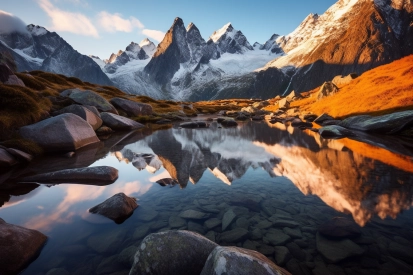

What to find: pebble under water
left=1, top=119, right=413, bottom=275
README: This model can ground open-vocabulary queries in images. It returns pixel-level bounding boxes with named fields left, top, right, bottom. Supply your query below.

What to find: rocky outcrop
left=19, top=113, right=100, bottom=152
left=101, top=112, right=145, bottom=130
left=89, top=192, right=138, bottom=223
left=318, top=125, right=355, bottom=138
left=130, top=230, right=218, bottom=275
left=61, top=89, right=118, bottom=114
left=265, top=0, right=413, bottom=93
left=201, top=246, right=291, bottom=275
left=0, top=148, right=18, bottom=168
left=0, top=218, right=47, bottom=275
left=109, top=98, right=153, bottom=117
left=54, top=104, right=102, bottom=130
left=317, top=82, right=339, bottom=100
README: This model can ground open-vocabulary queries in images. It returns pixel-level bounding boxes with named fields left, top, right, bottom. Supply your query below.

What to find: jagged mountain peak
left=172, top=17, right=185, bottom=28
left=210, top=22, right=233, bottom=42
left=27, top=24, right=48, bottom=36
left=139, top=38, right=151, bottom=46
left=125, top=41, right=140, bottom=52
left=186, top=22, right=198, bottom=32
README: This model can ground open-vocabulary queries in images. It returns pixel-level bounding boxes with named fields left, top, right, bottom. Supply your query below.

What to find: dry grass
left=0, top=84, right=51, bottom=130
left=292, top=55, right=413, bottom=118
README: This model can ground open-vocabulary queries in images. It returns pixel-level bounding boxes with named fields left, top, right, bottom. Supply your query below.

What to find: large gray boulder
left=0, top=218, right=47, bottom=275
left=55, top=104, right=103, bottom=130
left=317, top=82, right=339, bottom=100
left=61, top=89, right=118, bottom=114
left=130, top=230, right=218, bottom=275
left=101, top=112, right=145, bottom=130
left=18, top=166, right=118, bottom=184
left=19, top=113, right=100, bottom=152
left=110, top=98, right=153, bottom=117
left=201, top=246, right=291, bottom=275
left=339, top=110, right=413, bottom=135
left=89, top=192, right=138, bottom=223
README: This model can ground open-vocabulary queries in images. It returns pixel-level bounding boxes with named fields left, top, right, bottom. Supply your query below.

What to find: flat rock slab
left=316, top=232, right=364, bottom=263
left=135, top=208, right=158, bottom=222
left=0, top=218, right=47, bottom=275
left=89, top=193, right=138, bottom=224
left=110, top=98, right=153, bottom=116
left=130, top=230, right=218, bottom=275
left=318, top=217, right=361, bottom=239
left=220, top=228, right=249, bottom=243
left=61, top=89, right=118, bottom=114
left=55, top=104, right=103, bottom=130
left=222, top=209, right=236, bottom=231
left=19, top=113, right=100, bottom=152
left=201, top=246, right=291, bottom=275
left=340, top=110, right=413, bottom=134
left=265, top=230, right=291, bottom=246
left=19, top=166, right=118, bottom=184
left=314, top=113, right=334, bottom=125
left=180, top=209, right=210, bottom=220
left=101, top=112, right=144, bottom=130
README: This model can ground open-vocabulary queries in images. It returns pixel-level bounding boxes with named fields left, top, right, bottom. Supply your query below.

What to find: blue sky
left=1, top=0, right=337, bottom=59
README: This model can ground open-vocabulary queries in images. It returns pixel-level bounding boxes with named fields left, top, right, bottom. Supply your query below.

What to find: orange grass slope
left=294, top=55, right=413, bottom=118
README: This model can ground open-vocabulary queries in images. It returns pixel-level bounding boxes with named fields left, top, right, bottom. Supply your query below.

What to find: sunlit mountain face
left=1, top=119, right=412, bottom=274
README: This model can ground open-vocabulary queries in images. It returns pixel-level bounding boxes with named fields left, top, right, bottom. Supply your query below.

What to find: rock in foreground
left=130, top=230, right=218, bottom=275
left=55, top=104, right=103, bottom=130
left=101, top=112, right=145, bottom=130
left=61, top=89, right=118, bottom=114
left=0, top=218, right=47, bottom=275
left=201, top=246, right=291, bottom=275
left=19, top=113, right=99, bottom=152
left=89, top=193, right=138, bottom=223
left=19, top=166, right=118, bottom=184
left=110, top=98, right=153, bottom=117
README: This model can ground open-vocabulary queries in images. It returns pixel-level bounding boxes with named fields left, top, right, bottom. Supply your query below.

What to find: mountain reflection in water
left=108, top=120, right=413, bottom=226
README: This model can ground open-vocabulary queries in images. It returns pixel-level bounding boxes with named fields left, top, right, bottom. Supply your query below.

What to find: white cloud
left=38, top=0, right=99, bottom=37
left=97, top=11, right=144, bottom=33
left=142, top=29, right=165, bottom=42
left=0, top=10, right=29, bottom=34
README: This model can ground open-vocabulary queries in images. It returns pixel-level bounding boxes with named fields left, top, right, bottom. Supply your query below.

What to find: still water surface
left=1, top=119, right=413, bottom=275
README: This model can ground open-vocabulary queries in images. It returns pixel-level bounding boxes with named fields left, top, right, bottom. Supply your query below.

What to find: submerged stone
left=316, top=232, right=364, bottom=263
left=222, top=209, right=236, bottom=231
left=180, top=209, right=210, bottom=220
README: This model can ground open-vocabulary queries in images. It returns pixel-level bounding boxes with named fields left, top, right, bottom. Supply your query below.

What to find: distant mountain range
left=1, top=0, right=412, bottom=100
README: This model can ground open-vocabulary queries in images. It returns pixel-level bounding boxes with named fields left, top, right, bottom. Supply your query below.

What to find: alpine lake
left=1, top=117, right=413, bottom=275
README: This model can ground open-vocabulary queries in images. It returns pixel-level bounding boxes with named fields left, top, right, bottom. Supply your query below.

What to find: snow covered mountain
left=107, top=17, right=285, bottom=100
left=260, top=0, right=413, bottom=93
left=0, top=24, right=112, bottom=85
left=103, top=39, right=156, bottom=74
